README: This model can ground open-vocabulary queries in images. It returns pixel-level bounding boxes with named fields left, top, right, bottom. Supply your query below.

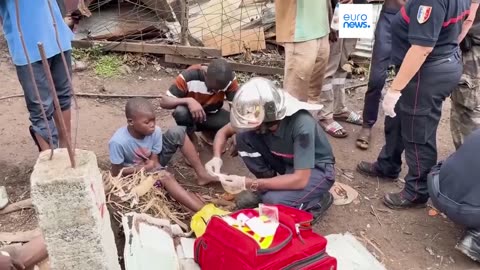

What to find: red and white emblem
left=417, top=5, right=432, bottom=24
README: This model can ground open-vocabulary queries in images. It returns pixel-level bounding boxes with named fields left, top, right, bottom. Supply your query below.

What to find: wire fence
left=76, top=0, right=276, bottom=58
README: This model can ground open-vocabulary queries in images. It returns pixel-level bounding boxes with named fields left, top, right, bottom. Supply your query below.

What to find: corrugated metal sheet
left=352, top=3, right=384, bottom=59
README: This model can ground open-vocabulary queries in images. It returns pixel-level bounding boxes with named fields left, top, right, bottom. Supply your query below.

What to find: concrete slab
left=31, top=149, right=120, bottom=270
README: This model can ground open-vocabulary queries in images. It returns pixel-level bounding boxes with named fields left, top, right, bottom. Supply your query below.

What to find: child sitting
left=109, top=97, right=216, bottom=212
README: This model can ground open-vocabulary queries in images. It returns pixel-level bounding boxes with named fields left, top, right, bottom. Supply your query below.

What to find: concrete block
left=31, top=149, right=121, bottom=270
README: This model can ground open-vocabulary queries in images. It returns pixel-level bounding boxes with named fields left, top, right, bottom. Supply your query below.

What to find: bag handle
left=257, top=223, right=293, bottom=255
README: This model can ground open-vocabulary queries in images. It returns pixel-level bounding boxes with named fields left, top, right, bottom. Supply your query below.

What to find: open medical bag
left=194, top=204, right=337, bottom=270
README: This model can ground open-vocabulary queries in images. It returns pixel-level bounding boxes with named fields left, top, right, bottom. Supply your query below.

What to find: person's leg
left=450, top=48, right=480, bottom=149
left=318, top=38, right=348, bottom=137
left=51, top=51, right=73, bottom=148
left=261, top=164, right=335, bottom=222
left=283, top=39, right=320, bottom=102
left=158, top=172, right=204, bottom=212
left=428, top=168, right=480, bottom=262
left=308, top=35, right=330, bottom=104
left=332, top=38, right=363, bottom=125
left=16, top=61, right=59, bottom=151
left=357, top=104, right=404, bottom=179
left=385, top=55, right=463, bottom=208
left=197, top=109, right=230, bottom=145
left=159, top=126, right=216, bottom=185
left=357, top=11, right=395, bottom=149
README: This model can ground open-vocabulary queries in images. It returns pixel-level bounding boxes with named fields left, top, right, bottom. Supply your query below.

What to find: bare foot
left=197, top=173, right=218, bottom=186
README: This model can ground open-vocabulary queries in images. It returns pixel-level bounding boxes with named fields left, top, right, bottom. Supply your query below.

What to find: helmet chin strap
left=258, top=121, right=279, bottom=134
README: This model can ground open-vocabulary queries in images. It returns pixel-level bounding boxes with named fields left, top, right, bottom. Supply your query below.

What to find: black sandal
left=356, top=127, right=371, bottom=150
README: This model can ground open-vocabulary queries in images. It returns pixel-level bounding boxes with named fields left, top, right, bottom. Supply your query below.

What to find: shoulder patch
left=417, top=5, right=432, bottom=24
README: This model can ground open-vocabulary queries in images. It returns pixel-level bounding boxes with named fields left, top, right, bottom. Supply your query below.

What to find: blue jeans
left=16, top=51, right=72, bottom=147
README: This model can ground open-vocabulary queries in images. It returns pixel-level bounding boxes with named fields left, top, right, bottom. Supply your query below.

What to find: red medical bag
left=194, top=204, right=337, bottom=270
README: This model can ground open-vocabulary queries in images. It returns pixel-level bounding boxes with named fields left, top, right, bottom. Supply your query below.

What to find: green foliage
left=93, top=54, right=123, bottom=78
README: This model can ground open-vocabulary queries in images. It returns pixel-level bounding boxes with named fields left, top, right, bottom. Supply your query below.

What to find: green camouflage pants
left=451, top=46, right=480, bottom=149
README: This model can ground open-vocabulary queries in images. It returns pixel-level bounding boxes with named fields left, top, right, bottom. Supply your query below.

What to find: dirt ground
left=0, top=45, right=479, bottom=269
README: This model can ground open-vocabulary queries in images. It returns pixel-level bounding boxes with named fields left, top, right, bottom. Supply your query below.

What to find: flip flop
left=321, top=121, right=348, bottom=138
left=329, top=182, right=359, bottom=206
left=356, top=128, right=371, bottom=150
left=333, top=111, right=363, bottom=125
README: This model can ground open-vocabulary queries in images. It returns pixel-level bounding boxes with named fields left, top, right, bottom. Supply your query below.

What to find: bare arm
left=248, top=169, right=311, bottom=190
left=159, top=95, right=192, bottom=110
left=458, top=3, right=479, bottom=43
left=213, top=123, right=236, bottom=157
left=110, top=155, right=160, bottom=177
left=391, top=45, right=433, bottom=91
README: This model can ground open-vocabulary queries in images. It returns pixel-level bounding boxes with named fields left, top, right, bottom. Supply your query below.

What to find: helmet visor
left=230, top=101, right=265, bottom=132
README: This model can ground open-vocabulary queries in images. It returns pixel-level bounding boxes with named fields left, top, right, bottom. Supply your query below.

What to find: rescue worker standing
left=451, top=0, right=480, bottom=149
left=357, top=0, right=470, bottom=209
left=356, top=0, right=407, bottom=149
left=205, top=78, right=336, bottom=222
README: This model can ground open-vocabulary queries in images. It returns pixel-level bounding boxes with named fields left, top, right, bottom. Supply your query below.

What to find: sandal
left=320, top=120, right=348, bottom=138
left=333, top=111, right=363, bottom=125
left=356, top=127, right=371, bottom=150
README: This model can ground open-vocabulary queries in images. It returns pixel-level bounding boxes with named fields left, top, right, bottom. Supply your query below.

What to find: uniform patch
left=417, top=5, right=432, bottom=24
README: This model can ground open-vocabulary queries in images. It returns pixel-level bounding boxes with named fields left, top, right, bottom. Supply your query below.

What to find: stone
left=31, top=149, right=120, bottom=270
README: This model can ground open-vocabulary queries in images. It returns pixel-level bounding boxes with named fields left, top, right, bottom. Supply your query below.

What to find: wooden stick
left=370, top=205, right=382, bottom=227
left=0, top=92, right=164, bottom=101
left=0, top=229, right=42, bottom=243
left=0, top=199, right=33, bottom=215
left=179, top=0, right=189, bottom=46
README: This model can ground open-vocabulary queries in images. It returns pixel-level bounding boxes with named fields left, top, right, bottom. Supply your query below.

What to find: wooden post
left=180, top=0, right=189, bottom=46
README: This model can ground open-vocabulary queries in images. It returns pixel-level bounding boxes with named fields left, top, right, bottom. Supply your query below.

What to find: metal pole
left=38, top=43, right=76, bottom=168
left=46, top=0, right=80, bottom=151
left=14, top=0, right=55, bottom=159
left=180, top=0, right=189, bottom=45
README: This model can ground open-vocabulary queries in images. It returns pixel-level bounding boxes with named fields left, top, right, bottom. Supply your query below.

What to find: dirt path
left=0, top=52, right=478, bottom=270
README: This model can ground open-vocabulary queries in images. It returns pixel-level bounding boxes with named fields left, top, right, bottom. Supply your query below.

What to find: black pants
left=362, top=9, right=397, bottom=128
left=375, top=52, right=462, bottom=202
left=428, top=164, right=480, bottom=229
left=172, top=106, right=230, bottom=134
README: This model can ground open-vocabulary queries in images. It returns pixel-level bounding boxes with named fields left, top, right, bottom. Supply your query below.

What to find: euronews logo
left=338, top=4, right=374, bottom=38
left=343, top=14, right=371, bottom=29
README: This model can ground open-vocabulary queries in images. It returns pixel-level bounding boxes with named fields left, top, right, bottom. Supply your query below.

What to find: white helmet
left=230, top=77, right=323, bottom=131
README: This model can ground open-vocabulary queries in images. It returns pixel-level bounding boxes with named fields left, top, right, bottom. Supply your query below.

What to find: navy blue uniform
left=428, top=129, right=480, bottom=229
left=373, top=0, right=470, bottom=202
left=362, top=1, right=403, bottom=128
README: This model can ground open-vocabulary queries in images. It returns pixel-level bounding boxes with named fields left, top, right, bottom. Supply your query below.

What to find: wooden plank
left=202, top=27, right=266, bottom=56
left=164, top=54, right=283, bottom=75
left=72, top=40, right=221, bottom=58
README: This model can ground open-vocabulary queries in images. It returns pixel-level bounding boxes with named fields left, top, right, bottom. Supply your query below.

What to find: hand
left=218, top=174, right=246, bottom=194
left=382, top=90, right=402, bottom=118
left=0, top=253, right=25, bottom=270
left=187, top=98, right=206, bottom=123
left=329, top=30, right=338, bottom=43
left=339, top=0, right=353, bottom=3
left=143, top=159, right=156, bottom=171
left=205, top=157, right=223, bottom=177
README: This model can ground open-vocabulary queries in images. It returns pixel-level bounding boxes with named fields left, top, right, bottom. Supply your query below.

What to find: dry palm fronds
left=103, top=169, right=191, bottom=231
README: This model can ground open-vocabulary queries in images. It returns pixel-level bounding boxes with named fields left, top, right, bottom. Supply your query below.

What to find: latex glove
left=382, top=90, right=402, bottom=118
left=218, top=174, right=246, bottom=194
left=205, top=157, right=223, bottom=177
